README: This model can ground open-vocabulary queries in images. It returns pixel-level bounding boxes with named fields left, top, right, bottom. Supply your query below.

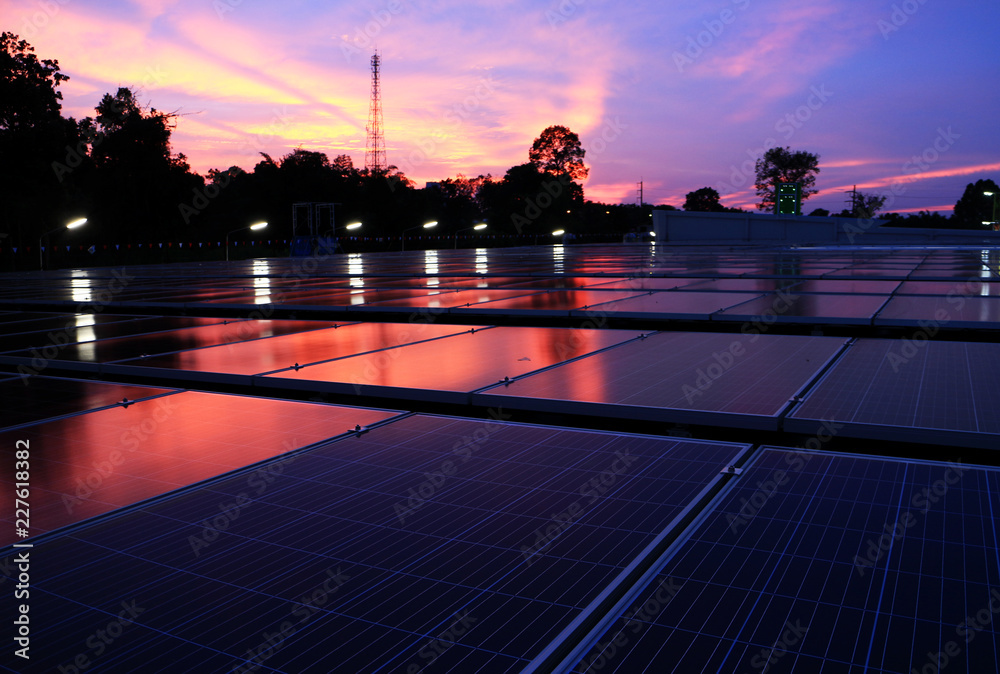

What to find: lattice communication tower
left=365, top=50, right=386, bottom=174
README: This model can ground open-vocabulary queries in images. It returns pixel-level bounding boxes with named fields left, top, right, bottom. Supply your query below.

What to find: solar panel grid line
left=0, top=397, right=400, bottom=548
left=250, top=420, right=708, bottom=668
left=3, top=418, right=748, bottom=668
left=468, top=332, right=656, bottom=394
left=94, top=320, right=353, bottom=366
left=255, top=324, right=489, bottom=377
left=532, top=445, right=759, bottom=674
left=566, top=449, right=1000, bottom=673
left=0, top=387, right=182, bottom=435
left=330, top=426, right=664, bottom=650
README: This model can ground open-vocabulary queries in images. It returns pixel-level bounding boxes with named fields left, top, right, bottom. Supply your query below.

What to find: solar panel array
left=568, top=448, right=1000, bottom=674
left=4, top=417, right=748, bottom=672
left=1, top=243, right=999, bottom=673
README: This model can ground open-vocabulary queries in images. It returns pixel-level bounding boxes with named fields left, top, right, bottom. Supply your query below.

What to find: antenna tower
left=366, top=50, right=386, bottom=174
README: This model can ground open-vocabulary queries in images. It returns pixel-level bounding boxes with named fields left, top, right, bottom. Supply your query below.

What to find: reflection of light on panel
left=475, top=248, right=488, bottom=276
left=74, top=314, right=96, bottom=360
left=349, top=253, right=364, bottom=288
left=980, top=250, right=999, bottom=296
left=71, top=271, right=92, bottom=302
left=426, top=249, right=439, bottom=286
left=252, top=260, right=271, bottom=304
left=553, top=244, right=565, bottom=274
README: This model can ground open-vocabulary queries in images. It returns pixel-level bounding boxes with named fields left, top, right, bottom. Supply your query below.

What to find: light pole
left=40, top=217, right=87, bottom=270
left=226, top=221, right=267, bottom=262
left=454, top=222, right=486, bottom=249
left=402, top=221, right=437, bottom=251
left=985, top=192, right=998, bottom=230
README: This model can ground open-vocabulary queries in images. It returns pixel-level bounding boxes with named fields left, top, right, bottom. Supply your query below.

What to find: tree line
left=2, top=32, right=994, bottom=257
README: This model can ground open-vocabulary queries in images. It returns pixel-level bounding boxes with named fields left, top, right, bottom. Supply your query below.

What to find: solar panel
left=269, top=326, right=645, bottom=396
left=571, top=291, right=762, bottom=320
left=0, top=376, right=175, bottom=430
left=2, top=319, right=338, bottom=363
left=450, top=289, right=650, bottom=316
left=787, top=339, right=1000, bottom=447
left=876, top=295, right=1000, bottom=329
left=0, top=392, right=399, bottom=544
left=714, top=292, right=890, bottom=324
left=1, top=415, right=749, bottom=673
left=477, top=332, right=846, bottom=429
left=566, top=448, right=1000, bottom=673
left=130, top=322, right=483, bottom=376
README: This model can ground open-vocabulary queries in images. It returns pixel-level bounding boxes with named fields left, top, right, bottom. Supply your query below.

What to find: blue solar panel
left=566, top=448, right=1000, bottom=673
left=788, top=339, right=1000, bottom=447
left=1, top=415, right=748, bottom=673
left=478, top=332, right=847, bottom=429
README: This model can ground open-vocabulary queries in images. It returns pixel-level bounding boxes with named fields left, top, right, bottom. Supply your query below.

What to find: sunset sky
left=6, top=0, right=1000, bottom=213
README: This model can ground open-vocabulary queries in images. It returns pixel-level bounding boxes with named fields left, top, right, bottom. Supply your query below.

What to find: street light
left=40, top=217, right=87, bottom=270
left=402, top=221, right=437, bottom=251
left=552, top=229, right=565, bottom=236
left=346, top=222, right=362, bottom=231
left=454, top=223, right=487, bottom=248
left=226, top=221, right=267, bottom=262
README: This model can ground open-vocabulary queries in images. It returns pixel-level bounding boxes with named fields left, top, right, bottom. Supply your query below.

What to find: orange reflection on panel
left=137, top=322, right=483, bottom=375
left=0, top=392, right=398, bottom=544
left=271, top=327, right=643, bottom=392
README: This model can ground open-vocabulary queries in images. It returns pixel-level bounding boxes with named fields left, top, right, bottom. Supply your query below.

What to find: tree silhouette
left=529, top=125, right=589, bottom=180
left=80, top=87, right=201, bottom=241
left=754, top=147, right=819, bottom=212
left=953, top=179, right=999, bottom=227
left=1, top=32, right=82, bottom=246
left=839, top=191, right=887, bottom=219
left=683, top=187, right=726, bottom=212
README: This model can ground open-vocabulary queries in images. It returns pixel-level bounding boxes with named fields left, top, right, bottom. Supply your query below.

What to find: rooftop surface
left=1, top=243, right=998, bottom=673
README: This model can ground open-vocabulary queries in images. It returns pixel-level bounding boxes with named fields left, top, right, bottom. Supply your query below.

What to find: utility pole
left=844, top=185, right=858, bottom=216
left=637, top=179, right=643, bottom=206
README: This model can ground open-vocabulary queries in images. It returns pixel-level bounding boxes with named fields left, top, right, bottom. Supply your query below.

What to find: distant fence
left=652, top=210, right=1000, bottom=246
